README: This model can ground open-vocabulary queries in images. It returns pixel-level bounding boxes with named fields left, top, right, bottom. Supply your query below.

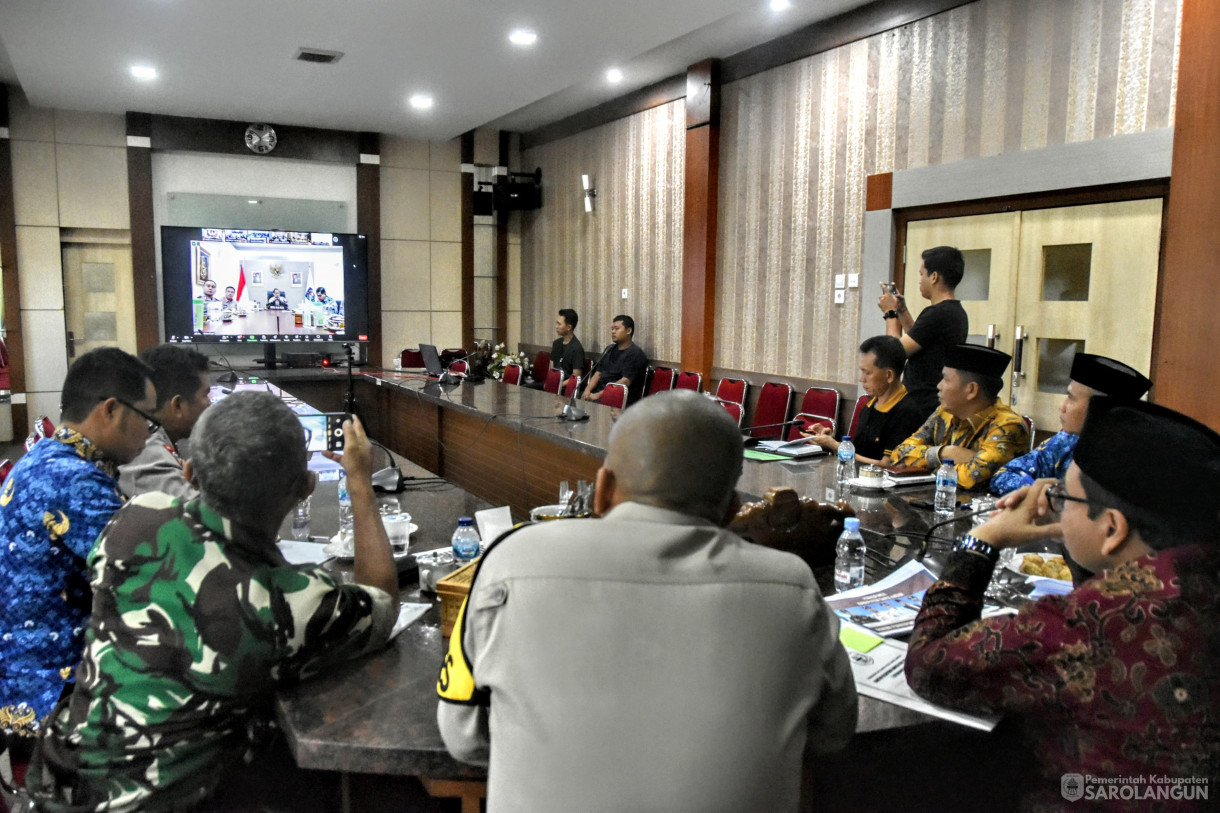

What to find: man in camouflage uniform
left=28, top=392, right=399, bottom=812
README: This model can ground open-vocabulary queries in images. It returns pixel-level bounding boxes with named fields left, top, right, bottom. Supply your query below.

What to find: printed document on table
left=827, top=560, right=1011, bottom=637
left=841, top=624, right=1001, bottom=732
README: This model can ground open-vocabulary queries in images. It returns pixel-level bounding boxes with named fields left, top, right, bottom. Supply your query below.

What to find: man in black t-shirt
left=582, top=315, right=648, bottom=405
left=549, top=309, right=586, bottom=390
left=878, top=245, right=968, bottom=416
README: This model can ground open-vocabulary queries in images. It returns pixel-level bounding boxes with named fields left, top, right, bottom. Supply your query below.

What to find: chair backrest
left=675, top=371, right=702, bottom=392
left=26, top=416, right=55, bottom=451
left=1021, top=414, right=1036, bottom=452
left=787, top=413, right=836, bottom=441
left=0, top=459, right=12, bottom=487
left=543, top=368, right=562, bottom=394
left=503, top=363, right=523, bottom=385
left=645, top=366, right=676, bottom=397
left=714, top=377, right=749, bottom=407
left=448, top=360, right=469, bottom=377
left=750, top=382, right=793, bottom=439
left=582, top=359, right=593, bottom=377
left=719, top=401, right=744, bottom=426
left=562, top=375, right=582, bottom=398
left=532, top=350, right=551, bottom=379
left=599, top=382, right=628, bottom=409
left=797, top=387, right=840, bottom=433
left=401, top=348, right=425, bottom=369
left=847, top=394, right=870, bottom=438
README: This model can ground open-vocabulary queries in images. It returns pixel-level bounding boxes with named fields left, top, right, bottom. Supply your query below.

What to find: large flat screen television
left=161, top=226, right=370, bottom=345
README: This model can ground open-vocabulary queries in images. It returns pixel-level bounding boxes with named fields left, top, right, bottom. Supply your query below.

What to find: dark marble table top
left=272, top=372, right=1009, bottom=777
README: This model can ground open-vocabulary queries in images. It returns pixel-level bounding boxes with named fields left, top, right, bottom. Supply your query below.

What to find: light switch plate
left=847, top=273, right=859, bottom=288
left=621, top=288, right=628, bottom=299
left=834, top=274, right=846, bottom=289
left=834, top=289, right=846, bottom=304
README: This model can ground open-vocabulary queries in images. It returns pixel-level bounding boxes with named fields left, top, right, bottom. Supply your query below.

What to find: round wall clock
left=244, top=123, right=278, bottom=154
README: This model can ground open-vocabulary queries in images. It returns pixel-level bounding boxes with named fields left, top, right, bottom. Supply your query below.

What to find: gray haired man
left=438, top=389, right=857, bottom=813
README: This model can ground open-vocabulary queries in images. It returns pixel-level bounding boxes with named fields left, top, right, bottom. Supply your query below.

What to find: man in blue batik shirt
left=990, top=352, right=1151, bottom=495
left=0, top=349, right=155, bottom=749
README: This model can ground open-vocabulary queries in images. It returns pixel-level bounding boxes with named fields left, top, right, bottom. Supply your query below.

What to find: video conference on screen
left=187, top=230, right=346, bottom=341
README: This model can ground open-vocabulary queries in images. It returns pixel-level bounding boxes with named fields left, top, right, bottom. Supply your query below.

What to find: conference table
left=268, top=368, right=1035, bottom=812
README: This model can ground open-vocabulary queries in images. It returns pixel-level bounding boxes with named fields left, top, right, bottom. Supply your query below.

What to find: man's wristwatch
left=883, top=310, right=899, bottom=319
left=955, top=534, right=999, bottom=564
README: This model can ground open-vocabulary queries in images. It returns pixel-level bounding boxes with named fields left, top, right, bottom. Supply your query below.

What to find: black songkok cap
left=1069, top=353, right=1152, bottom=400
left=944, top=343, right=1011, bottom=378
left=1074, top=398, right=1220, bottom=539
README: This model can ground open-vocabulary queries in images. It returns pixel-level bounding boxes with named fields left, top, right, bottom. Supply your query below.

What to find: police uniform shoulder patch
left=435, top=520, right=532, bottom=705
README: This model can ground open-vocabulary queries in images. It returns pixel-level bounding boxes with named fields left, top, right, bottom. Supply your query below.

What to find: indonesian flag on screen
left=236, top=264, right=247, bottom=301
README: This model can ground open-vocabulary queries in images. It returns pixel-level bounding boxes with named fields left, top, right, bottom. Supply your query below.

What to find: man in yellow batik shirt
left=890, top=343, right=1028, bottom=491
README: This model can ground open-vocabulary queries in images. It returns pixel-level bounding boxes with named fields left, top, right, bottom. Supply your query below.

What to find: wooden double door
left=903, top=199, right=1162, bottom=432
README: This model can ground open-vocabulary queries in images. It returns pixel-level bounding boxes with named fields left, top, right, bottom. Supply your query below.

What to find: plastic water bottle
left=833, top=517, right=865, bottom=592
left=836, top=435, right=856, bottom=486
left=934, top=460, right=958, bottom=516
left=451, top=517, right=481, bottom=563
left=337, top=472, right=354, bottom=535
left=291, top=496, right=311, bottom=540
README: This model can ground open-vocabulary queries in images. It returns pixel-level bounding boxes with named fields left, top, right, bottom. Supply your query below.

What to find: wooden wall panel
left=1153, top=0, right=1220, bottom=427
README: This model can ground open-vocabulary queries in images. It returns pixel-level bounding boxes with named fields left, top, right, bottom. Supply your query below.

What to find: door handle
left=986, top=324, right=1000, bottom=349
left=66, top=331, right=76, bottom=358
left=1011, top=326, right=1025, bottom=405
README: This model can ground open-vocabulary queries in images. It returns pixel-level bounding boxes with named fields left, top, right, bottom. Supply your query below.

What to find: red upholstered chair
left=644, top=366, right=676, bottom=397
left=675, top=371, right=702, bottom=392
left=786, top=387, right=841, bottom=441
left=25, top=416, right=55, bottom=452
left=543, top=368, right=562, bottom=394
left=847, top=394, right=870, bottom=438
left=1022, top=414, right=1036, bottom=452
left=448, top=360, right=469, bottom=378
left=0, top=459, right=13, bottom=486
left=750, top=382, right=793, bottom=439
left=787, top=413, right=835, bottom=441
left=714, top=377, right=749, bottom=408
left=561, top=376, right=582, bottom=398
left=599, top=382, right=628, bottom=409
left=400, top=348, right=426, bottom=369
left=530, top=351, right=551, bottom=382
left=503, top=363, right=524, bottom=385
left=719, top=401, right=744, bottom=426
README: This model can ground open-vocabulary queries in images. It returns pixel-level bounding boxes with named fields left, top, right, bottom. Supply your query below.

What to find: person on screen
left=266, top=288, right=288, bottom=310
left=437, top=390, right=857, bottom=813
left=201, top=280, right=220, bottom=303
left=119, top=345, right=212, bottom=501
left=0, top=349, right=155, bottom=757
left=905, top=399, right=1220, bottom=811
left=29, top=395, right=399, bottom=812
left=222, top=286, right=236, bottom=307
left=314, top=286, right=340, bottom=315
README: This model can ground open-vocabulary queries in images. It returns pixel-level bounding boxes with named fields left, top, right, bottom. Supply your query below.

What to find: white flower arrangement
left=486, top=345, right=530, bottom=380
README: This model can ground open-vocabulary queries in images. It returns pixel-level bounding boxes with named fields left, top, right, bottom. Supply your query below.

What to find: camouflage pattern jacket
left=28, top=493, right=395, bottom=812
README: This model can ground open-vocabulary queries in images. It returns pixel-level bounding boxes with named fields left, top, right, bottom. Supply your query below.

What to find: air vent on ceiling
left=295, top=48, right=344, bottom=65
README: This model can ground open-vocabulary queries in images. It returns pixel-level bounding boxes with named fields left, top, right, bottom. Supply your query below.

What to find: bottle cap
left=458, top=517, right=473, bottom=526
left=844, top=517, right=860, bottom=531
left=842, top=435, right=851, bottom=442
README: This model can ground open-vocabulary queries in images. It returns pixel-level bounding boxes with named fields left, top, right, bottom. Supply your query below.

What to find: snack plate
left=1006, top=551, right=1072, bottom=584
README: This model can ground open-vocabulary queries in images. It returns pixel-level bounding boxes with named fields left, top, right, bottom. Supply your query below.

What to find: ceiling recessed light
left=409, top=94, right=434, bottom=110
left=606, top=67, right=623, bottom=84
left=508, top=29, right=537, bottom=47
left=130, top=65, right=157, bottom=80
left=248, top=199, right=261, bottom=205
left=770, top=0, right=792, bottom=10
